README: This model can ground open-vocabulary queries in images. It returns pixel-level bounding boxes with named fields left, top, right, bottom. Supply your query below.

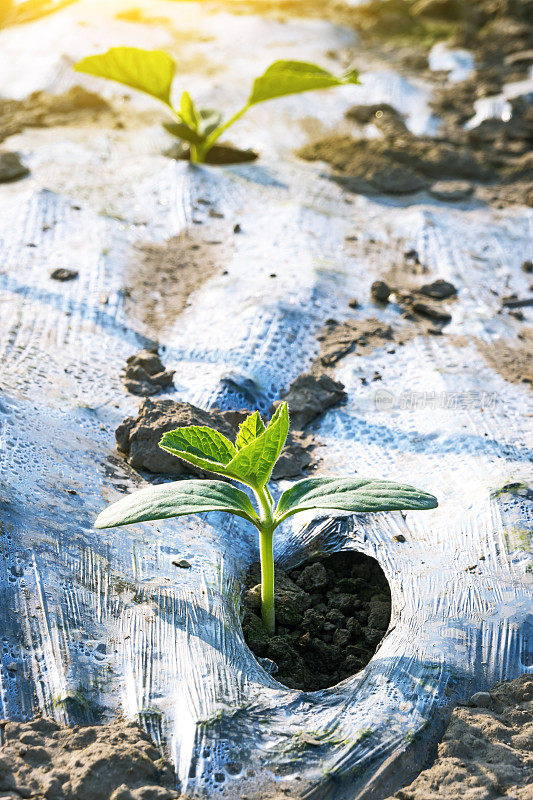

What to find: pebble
left=0, top=152, right=30, bottom=183
left=50, top=268, right=78, bottom=282
left=469, top=691, right=492, bottom=708
left=430, top=180, right=474, bottom=202
left=371, top=280, right=391, bottom=303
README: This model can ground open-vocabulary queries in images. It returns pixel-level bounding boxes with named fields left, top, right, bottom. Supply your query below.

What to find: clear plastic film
left=0, top=3, right=531, bottom=799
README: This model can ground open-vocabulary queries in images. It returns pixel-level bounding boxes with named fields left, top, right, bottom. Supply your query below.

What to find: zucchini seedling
left=95, top=402, right=438, bottom=633
left=74, top=46, right=360, bottom=163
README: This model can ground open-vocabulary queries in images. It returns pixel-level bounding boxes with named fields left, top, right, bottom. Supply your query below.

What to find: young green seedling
left=95, top=403, right=438, bottom=634
left=74, top=46, right=360, bottom=163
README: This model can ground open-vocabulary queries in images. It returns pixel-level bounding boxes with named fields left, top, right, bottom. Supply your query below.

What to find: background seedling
left=74, top=46, right=360, bottom=163
left=95, top=403, right=438, bottom=634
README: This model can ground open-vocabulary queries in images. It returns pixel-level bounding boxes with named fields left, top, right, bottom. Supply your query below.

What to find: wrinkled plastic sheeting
left=1, top=160, right=531, bottom=799
left=0, top=7, right=532, bottom=800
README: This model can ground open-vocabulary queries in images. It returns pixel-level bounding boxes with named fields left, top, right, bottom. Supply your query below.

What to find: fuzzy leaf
left=225, top=402, right=289, bottom=488
left=276, top=477, right=438, bottom=521
left=236, top=411, right=266, bottom=450
left=248, top=60, right=360, bottom=106
left=163, top=121, right=204, bottom=144
left=159, top=426, right=236, bottom=475
left=95, top=479, right=258, bottom=529
left=75, top=46, right=175, bottom=106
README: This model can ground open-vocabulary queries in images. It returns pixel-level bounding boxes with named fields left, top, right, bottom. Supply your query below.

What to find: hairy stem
left=255, top=485, right=276, bottom=634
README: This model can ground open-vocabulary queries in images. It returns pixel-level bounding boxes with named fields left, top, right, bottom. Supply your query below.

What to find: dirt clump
left=50, top=268, right=78, bottom=282
left=242, top=550, right=392, bottom=691
left=0, top=152, right=29, bottom=182
left=298, top=131, right=492, bottom=196
left=122, top=350, right=175, bottom=397
left=0, top=86, right=113, bottom=143
left=115, top=399, right=319, bottom=480
left=475, top=328, right=533, bottom=386
left=115, top=400, right=247, bottom=476
left=275, top=372, right=347, bottom=429
left=0, top=717, right=179, bottom=800
left=317, top=318, right=394, bottom=366
left=383, top=673, right=533, bottom=800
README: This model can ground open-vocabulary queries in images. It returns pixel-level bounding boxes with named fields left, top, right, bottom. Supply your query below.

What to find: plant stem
left=259, top=526, right=275, bottom=634
left=201, top=103, right=250, bottom=157
left=255, top=485, right=276, bottom=634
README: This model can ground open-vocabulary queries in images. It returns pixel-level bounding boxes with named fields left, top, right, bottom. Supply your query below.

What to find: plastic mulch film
left=0, top=3, right=532, bottom=799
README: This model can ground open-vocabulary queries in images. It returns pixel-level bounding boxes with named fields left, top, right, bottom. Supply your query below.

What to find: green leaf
left=225, top=402, right=289, bottom=488
left=248, top=60, right=360, bottom=106
left=275, top=477, right=438, bottom=522
left=179, top=91, right=199, bottom=129
left=236, top=411, right=266, bottom=450
left=163, top=121, right=204, bottom=145
left=159, top=426, right=236, bottom=475
left=74, top=46, right=176, bottom=106
left=94, top=479, right=259, bottom=529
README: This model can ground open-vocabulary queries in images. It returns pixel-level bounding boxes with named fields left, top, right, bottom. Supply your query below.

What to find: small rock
left=371, top=280, right=391, bottom=303
left=430, top=180, right=474, bottom=202
left=412, top=301, right=452, bottom=323
left=0, top=152, right=30, bottom=183
left=50, top=268, right=78, bottom=282
left=244, top=585, right=261, bottom=610
left=348, top=297, right=360, bottom=308
left=122, top=350, right=174, bottom=397
left=233, top=223, right=241, bottom=233
left=392, top=534, right=406, bottom=543
left=418, top=279, right=457, bottom=300
left=172, top=559, right=191, bottom=569
left=522, top=260, right=533, bottom=273
left=469, top=691, right=492, bottom=708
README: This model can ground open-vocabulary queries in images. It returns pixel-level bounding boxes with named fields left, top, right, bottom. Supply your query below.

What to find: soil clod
left=0, top=152, right=29, bottom=182
left=122, top=351, right=175, bottom=397
left=277, top=372, right=347, bottom=429
left=317, top=318, right=394, bottom=366
left=50, top=268, right=78, bottom=282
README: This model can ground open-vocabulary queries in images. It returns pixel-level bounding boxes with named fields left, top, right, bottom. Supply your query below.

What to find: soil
left=115, top=399, right=319, bottom=481
left=317, top=317, right=395, bottom=366
left=123, top=229, right=233, bottom=335
left=0, top=717, right=179, bottom=800
left=242, top=550, right=392, bottom=691
left=383, top=673, right=533, bottom=800
left=0, top=87, right=115, bottom=144
left=475, top=328, right=533, bottom=386
left=276, top=372, right=347, bottom=429
left=122, top=350, right=175, bottom=397
left=0, top=152, right=29, bottom=182
left=165, top=141, right=259, bottom=165
left=296, top=0, right=533, bottom=206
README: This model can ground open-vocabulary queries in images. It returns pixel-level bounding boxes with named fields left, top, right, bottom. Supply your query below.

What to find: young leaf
left=95, top=479, right=259, bottom=529
left=225, top=402, right=289, bottom=488
left=236, top=411, right=266, bottom=450
left=159, top=426, right=236, bottom=475
left=248, top=60, right=360, bottom=106
left=74, top=46, right=176, bottom=106
left=275, top=477, right=438, bottom=522
left=163, top=121, right=204, bottom=145
left=179, top=91, right=199, bottom=129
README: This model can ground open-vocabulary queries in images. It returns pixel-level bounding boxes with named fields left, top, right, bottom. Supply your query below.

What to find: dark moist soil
left=166, top=141, right=259, bottom=165
left=242, top=551, right=392, bottom=691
